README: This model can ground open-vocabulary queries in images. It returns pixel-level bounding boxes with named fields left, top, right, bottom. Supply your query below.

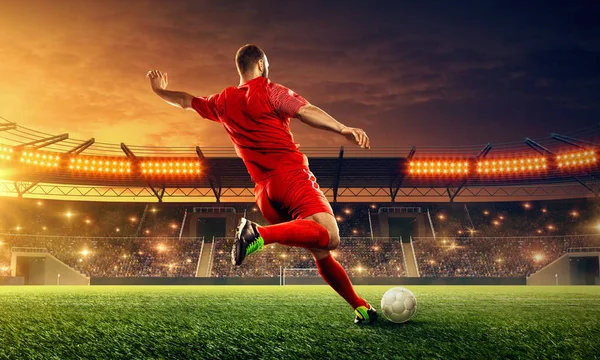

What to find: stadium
left=1, top=117, right=599, bottom=358
left=2, top=1, right=600, bottom=358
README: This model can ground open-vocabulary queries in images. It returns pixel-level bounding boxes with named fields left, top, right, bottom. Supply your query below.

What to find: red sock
left=316, top=254, right=368, bottom=309
left=256, top=219, right=329, bottom=249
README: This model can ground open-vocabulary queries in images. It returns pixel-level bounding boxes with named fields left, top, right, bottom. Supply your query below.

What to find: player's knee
left=327, top=230, right=340, bottom=250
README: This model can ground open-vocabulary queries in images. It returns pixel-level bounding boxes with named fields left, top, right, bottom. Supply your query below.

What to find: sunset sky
left=0, top=0, right=598, bottom=151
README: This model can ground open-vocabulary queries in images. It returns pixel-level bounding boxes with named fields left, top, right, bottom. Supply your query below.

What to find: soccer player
left=148, top=44, right=376, bottom=324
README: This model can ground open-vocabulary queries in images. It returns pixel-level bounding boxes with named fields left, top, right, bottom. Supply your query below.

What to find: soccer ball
left=380, top=287, right=417, bottom=323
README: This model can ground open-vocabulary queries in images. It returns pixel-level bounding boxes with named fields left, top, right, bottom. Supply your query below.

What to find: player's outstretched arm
left=147, top=70, right=195, bottom=110
left=296, top=104, right=370, bottom=149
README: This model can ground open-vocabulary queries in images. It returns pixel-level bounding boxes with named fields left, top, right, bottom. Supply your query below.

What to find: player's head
left=236, top=44, right=269, bottom=79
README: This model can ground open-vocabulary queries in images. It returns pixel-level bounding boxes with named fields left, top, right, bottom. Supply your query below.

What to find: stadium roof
left=0, top=118, right=598, bottom=202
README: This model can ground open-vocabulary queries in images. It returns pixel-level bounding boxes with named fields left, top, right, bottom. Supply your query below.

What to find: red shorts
left=254, top=168, right=334, bottom=224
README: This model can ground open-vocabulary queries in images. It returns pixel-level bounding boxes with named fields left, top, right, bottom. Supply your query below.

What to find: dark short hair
left=235, top=44, right=265, bottom=74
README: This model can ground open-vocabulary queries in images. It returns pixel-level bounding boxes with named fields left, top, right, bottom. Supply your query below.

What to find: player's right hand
left=146, top=70, right=168, bottom=92
left=341, top=126, right=370, bottom=149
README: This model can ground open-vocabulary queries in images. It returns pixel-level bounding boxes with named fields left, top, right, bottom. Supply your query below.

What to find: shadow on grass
left=369, top=317, right=432, bottom=331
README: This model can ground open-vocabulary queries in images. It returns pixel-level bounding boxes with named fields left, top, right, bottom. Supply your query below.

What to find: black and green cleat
left=354, top=304, right=378, bottom=324
left=231, top=217, right=265, bottom=266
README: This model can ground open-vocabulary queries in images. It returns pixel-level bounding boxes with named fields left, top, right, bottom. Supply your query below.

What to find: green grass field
left=1, top=286, right=599, bottom=359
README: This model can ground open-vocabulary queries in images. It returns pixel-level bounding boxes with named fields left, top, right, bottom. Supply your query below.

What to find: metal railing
left=567, top=247, right=600, bottom=253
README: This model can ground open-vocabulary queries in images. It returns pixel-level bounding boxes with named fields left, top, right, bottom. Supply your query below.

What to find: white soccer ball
left=380, top=287, right=417, bottom=323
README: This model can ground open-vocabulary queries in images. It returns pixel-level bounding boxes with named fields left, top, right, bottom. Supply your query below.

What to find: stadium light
left=130, top=217, right=137, bottom=222
left=0, top=146, right=13, bottom=161
left=151, top=208, right=157, bottom=213
left=410, top=160, right=469, bottom=176
left=156, top=244, right=166, bottom=252
left=15, top=226, right=21, bottom=231
left=36, top=201, right=43, bottom=206
left=116, top=227, right=120, bottom=232
left=372, top=246, right=380, bottom=251
left=141, top=159, right=201, bottom=177
left=69, top=156, right=131, bottom=175
left=570, top=211, right=579, bottom=217
left=499, top=216, right=505, bottom=220
left=280, top=254, right=287, bottom=258
left=80, top=250, right=89, bottom=256
left=493, top=220, right=500, bottom=226
left=523, top=203, right=531, bottom=209
left=596, top=224, right=600, bottom=231
left=66, top=212, right=73, bottom=219
left=534, top=254, right=544, bottom=262
left=483, top=210, right=489, bottom=215
left=352, top=229, right=358, bottom=235
left=429, top=260, right=436, bottom=265
left=145, top=229, right=151, bottom=234
left=252, top=207, right=258, bottom=212
left=85, top=219, right=91, bottom=224
left=477, top=156, right=547, bottom=175
left=537, top=229, right=543, bottom=234
left=556, top=150, right=596, bottom=169
left=370, top=204, right=376, bottom=209
left=20, top=151, right=60, bottom=168
left=344, top=208, right=352, bottom=215
left=541, top=208, right=548, bottom=214
left=437, top=214, right=445, bottom=220
left=547, top=225, right=555, bottom=231
left=335, top=216, right=343, bottom=222
left=170, top=224, right=178, bottom=229
left=186, top=259, right=192, bottom=263
left=496, top=258, right=503, bottom=263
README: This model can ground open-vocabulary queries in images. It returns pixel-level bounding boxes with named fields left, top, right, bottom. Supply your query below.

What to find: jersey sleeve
left=269, top=83, right=309, bottom=119
left=191, top=94, right=221, bottom=122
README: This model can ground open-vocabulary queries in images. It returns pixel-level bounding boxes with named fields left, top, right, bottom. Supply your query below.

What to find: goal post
left=281, top=267, right=320, bottom=285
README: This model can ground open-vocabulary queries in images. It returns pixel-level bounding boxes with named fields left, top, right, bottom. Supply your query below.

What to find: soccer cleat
left=231, top=217, right=264, bottom=266
left=354, top=304, right=378, bottom=324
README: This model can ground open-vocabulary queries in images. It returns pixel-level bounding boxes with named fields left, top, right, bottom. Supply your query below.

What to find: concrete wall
left=11, top=252, right=89, bottom=285
left=0, top=276, right=24, bottom=285
left=527, top=252, right=600, bottom=285
left=91, top=277, right=525, bottom=286
left=527, top=254, right=571, bottom=285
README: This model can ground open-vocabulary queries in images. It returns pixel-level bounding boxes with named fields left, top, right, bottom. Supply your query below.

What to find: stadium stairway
left=195, top=239, right=214, bottom=277
left=402, top=239, right=420, bottom=277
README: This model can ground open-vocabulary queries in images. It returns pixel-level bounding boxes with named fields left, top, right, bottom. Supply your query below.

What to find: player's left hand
left=341, top=126, right=370, bottom=149
left=146, top=70, right=168, bottom=91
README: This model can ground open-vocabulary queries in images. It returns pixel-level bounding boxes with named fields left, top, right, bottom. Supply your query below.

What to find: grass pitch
left=0, top=286, right=599, bottom=359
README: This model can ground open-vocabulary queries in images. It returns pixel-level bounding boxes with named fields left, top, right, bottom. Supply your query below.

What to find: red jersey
left=191, top=76, right=310, bottom=182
